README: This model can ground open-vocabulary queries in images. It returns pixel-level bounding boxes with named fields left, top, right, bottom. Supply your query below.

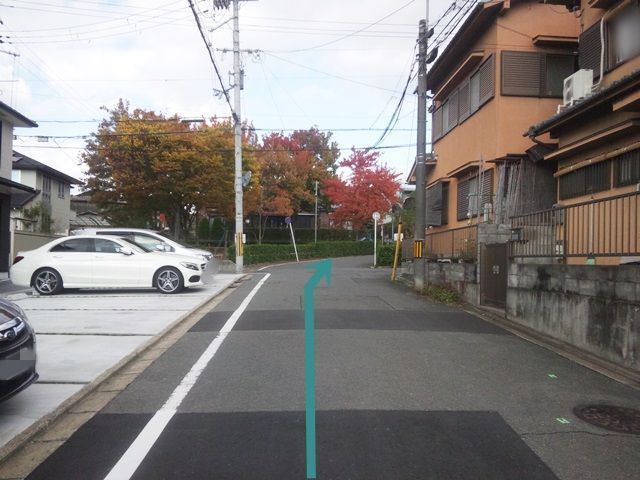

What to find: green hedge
left=228, top=241, right=374, bottom=265
left=376, top=244, right=396, bottom=267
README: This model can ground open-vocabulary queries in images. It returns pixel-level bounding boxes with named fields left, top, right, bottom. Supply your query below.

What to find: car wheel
left=33, top=268, right=63, bottom=295
left=154, top=267, right=184, bottom=294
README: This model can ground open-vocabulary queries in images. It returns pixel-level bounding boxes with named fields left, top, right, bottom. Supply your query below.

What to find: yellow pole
left=391, top=222, right=403, bottom=281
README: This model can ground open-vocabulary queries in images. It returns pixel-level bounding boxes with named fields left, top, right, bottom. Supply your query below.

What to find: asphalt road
left=23, top=257, right=640, bottom=479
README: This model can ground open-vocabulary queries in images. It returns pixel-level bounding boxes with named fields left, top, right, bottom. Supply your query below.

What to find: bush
left=228, top=241, right=374, bottom=265
left=424, top=285, right=459, bottom=304
left=376, top=244, right=396, bottom=267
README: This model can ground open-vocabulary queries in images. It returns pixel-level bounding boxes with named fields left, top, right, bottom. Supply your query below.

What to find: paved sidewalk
left=0, top=274, right=242, bottom=451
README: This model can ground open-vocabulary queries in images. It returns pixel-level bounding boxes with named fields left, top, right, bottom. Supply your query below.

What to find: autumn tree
left=323, top=149, right=401, bottom=233
left=290, top=127, right=340, bottom=212
left=246, top=133, right=317, bottom=243
left=82, top=99, right=257, bottom=239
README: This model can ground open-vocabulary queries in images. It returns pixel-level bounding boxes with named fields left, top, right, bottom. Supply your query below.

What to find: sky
left=0, top=0, right=458, bottom=189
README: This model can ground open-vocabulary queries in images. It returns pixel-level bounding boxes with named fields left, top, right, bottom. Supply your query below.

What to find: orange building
left=526, top=0, right=640, bottom=264
left=415, top=0, right=581, bottom=258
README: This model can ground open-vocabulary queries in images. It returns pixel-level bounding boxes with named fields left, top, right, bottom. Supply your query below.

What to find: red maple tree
left=323, top=149, right=400, bottom=232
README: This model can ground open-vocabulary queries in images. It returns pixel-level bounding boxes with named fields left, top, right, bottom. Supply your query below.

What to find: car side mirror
left=118, top=247, right=134, bottom=256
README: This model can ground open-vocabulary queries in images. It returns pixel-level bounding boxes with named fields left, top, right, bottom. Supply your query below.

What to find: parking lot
left=0, top=273, right=243, bottom=451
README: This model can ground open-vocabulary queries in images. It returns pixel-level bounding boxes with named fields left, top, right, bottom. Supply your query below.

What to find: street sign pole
left=372, top=211, right=380, bottom=267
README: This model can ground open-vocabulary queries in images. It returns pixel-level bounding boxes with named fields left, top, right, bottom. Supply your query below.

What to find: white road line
left=103, top=273, right=271, bottom=480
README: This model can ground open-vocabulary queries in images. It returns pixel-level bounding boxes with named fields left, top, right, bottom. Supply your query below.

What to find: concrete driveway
left=0, top=273, right=242, bottom=451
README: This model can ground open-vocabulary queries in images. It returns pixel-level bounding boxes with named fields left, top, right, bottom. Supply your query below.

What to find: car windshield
left=118, top=237, right=151, bottom=253
left=154, top=230, right=187, bottom=248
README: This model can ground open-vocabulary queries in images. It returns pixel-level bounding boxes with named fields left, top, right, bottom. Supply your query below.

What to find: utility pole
left=232, top=0, right=244, bottom=273
left=414, top=9, right=429, bottom=292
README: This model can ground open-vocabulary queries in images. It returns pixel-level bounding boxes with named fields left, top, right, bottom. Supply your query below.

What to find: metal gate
left=481, top=244, right=507, bottom=309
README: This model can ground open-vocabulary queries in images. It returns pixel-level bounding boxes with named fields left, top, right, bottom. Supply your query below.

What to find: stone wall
left=426, top=262, right=478, bottom=305
left=507, top=263, right=640, bottom=371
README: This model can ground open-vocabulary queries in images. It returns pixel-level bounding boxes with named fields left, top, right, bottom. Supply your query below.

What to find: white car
left=71, top=228, right=213, bottom=263
left=10, top=235, right=207, bottom=295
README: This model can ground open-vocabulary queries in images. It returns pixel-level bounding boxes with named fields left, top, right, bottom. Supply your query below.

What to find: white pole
left=314, top=180, right=318, bottom=244
left=289, top=222, right=299, bottom=262
left=374, top=217, right=378, bottom=267
left=233, top=0, right=243, bottom=273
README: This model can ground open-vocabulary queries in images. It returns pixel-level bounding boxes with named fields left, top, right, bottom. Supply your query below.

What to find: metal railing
left=425, top=224, right=478, bottom=261
left=510, top=191, right=640, bottom=258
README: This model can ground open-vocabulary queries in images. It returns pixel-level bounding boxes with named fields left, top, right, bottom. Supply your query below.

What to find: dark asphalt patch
left=26, top=413, right=152, bottom=480
left=189, top=309, right=507, bottom=335
left=131, top=410, right=557, bottom=480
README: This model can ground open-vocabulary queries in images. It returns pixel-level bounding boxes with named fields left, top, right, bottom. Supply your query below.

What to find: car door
left=48, top=238, right=94, bottom=287
left=91, top=238, right=142, bottom=288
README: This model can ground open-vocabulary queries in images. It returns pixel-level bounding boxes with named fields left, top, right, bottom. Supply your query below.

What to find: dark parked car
left=0, top=298, right=37, bottom=403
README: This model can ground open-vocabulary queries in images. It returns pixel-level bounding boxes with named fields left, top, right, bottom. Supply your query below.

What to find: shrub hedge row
left=228, top=241, right=375, bottom=265
left=227, top=241, right=403, bottom=266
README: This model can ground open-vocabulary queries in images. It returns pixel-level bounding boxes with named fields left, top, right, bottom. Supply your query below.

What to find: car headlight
left=180, top=261, right=200, bottom=271
left=200, top=253, right=213, bottom=261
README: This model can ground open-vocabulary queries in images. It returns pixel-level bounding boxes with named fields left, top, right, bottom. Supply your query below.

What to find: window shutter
left=426, top=182, right=443, bottom=226
left=458, top=80, right=470, bottom=120
left=501, top=51, right=541, bottom=96
left=579, top=22, right=602, bottom=77
left=481, top=169, right=494, bottom=207
left=457, top=179, right=470, bottom=221
left=479, top=55, right=495, bottom=103
left=432, top=107, right=443, bottom=141
left=447, top=90, right=459, bottom=131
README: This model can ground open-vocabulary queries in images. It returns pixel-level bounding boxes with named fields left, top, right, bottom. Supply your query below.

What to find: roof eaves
left=0, top=101, right=38, bottom=128
left=526, top=68, right=640, bottom=137
left=427, top=1, right=503, bottom=91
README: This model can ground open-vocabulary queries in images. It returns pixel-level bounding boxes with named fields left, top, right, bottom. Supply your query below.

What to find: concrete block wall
left=478, top=223, right=511, bottom=245
left=507, top=264, right=640, bottom=371
left=425, top=262, right=478, bottom=305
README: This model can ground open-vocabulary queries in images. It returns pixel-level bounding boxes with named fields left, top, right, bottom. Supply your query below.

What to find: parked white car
left=71, top=228, right=213, bottom=263
left=10, top=235, right=207, bottom=295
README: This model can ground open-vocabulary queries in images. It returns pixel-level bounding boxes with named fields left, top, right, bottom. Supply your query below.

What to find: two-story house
left=12, top=151, right=80, bottom=235
left=416, top=0, right=580, bottom=258
left=0, top=102, right=37, bottom=275
left=526, top=0, right=640, bottom=264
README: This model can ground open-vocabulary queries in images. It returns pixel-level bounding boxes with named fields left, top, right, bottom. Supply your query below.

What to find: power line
left=187, top=0, right=236, bottom=122
left=269, top=0, right=417, bottom=53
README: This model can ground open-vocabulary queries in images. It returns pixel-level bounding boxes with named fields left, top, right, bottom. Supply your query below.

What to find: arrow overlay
left=303, top=259, right=332, bottom=479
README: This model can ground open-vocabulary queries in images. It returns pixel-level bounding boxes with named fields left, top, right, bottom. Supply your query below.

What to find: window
left=57, top=181, right=65, bottom=199
left=501, top=51, right=576, bottom=97
left=559, top=161, right=611, bottom=200
left=94, top=239, right=121, bottom=253
left=609, top=3, right=640, bottom=66
left=432, top=55, right=494, bottom=142
left=456, top=170, right=494, bottom=221
left=615, top=149, right=640, bottom=187
left=42, top=176, right=52, bottom=203
left=579, top=23, right=602, bottom=77
left=50, top=238, right=92, bottom=252
left=426, top=182, right=449, bottom=226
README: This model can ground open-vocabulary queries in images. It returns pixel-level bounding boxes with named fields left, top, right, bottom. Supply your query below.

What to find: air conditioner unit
left=563, top=69, right=593, bottom=106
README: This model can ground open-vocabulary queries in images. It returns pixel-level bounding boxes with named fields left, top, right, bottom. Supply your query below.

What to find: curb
left=0, top=274, right=249, bottom=469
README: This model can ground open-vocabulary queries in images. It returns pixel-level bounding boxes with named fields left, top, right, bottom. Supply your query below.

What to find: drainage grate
left=573, top=405, right=640, bottom=435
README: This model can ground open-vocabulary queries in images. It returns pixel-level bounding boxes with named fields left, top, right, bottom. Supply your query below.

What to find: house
left=69, top=192, right=111, bottom=230
left=416, top=0, right=580, bottom=258
left=12, top=151, right=81, bottom=235
left=526, top=0, right=640, bottom=264
left=0, top=102, right=37, bottom=275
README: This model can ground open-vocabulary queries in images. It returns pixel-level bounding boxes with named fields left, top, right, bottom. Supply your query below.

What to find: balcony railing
left=510, top=191, right=640, bottom=259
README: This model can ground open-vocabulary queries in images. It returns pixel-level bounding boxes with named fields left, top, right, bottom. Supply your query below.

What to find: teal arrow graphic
left=304, top=259, right=332, bottom=479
